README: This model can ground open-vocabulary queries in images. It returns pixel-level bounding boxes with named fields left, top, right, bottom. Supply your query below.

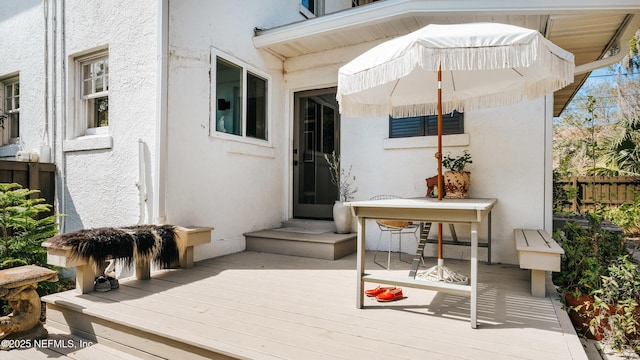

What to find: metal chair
left=370, top=195, right=424, bottom=270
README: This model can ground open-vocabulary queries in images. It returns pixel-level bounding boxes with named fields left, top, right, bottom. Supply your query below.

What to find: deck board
left=5, top=326, right=147, bottom=360
left=41, top=251, right=586, bottom=360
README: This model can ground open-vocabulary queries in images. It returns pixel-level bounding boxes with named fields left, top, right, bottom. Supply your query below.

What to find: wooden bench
left=514, top=229, right=564, bottom=297
left=43, top=226, right=212, bottom=294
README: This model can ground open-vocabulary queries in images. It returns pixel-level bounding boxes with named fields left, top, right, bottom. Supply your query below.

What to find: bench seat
left=514, top=229, right=564, bottom=297
left=43, top=226, right=212, bottom=294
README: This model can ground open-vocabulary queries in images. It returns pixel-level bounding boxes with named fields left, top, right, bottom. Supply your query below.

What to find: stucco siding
left=166, top=0, right=304, bottom=259
left=61, top=0, right=158, bottom=231
left=0, top=1, right=46, bottom=158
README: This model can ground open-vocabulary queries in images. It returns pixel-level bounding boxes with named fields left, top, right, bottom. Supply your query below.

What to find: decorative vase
left=444, top=171, right=470, bottom=199
left=333, top=201, right=352, bottom=234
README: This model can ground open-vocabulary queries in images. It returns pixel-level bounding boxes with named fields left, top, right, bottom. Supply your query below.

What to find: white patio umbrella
left=337, top=22, right=574, bottom=283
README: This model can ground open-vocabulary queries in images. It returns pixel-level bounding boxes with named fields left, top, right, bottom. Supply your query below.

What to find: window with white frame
left=78, top=52, right=109, bottom=135
left=213, top=54, right=269, bottom=141
left=2, top=77, right=19, bottom=145
left=300, top=0, right=324, bottom=17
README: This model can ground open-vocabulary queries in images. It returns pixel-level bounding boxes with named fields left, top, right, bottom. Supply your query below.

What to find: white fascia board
left=253, top=0, right=640, bottom=49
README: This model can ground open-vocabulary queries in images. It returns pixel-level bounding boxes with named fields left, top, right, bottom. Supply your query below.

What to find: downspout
left=43, top=1, right=49, bottom=156
left=59, top=0, right=67, bottom=232
left=544, top=94, right=553, bottom=233
left=155, top=0, right=169, bottom=224
left=136, top=138, right=147, bottom=224
left=47, top=0, right=68, bottom=233
left=40, top=1, right=52, bottom=164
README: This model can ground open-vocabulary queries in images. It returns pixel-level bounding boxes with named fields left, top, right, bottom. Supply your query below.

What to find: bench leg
left=531, top=270, right=546, bottom=297
left=179, top=246, right=194, bottom=268
left=76, top=264, right=97, bottom=294
left=136, top=258, right=151, bottom=280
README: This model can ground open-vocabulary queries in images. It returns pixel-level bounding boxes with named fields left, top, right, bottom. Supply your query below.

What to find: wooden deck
left=35, top=250, right=587, bottom=360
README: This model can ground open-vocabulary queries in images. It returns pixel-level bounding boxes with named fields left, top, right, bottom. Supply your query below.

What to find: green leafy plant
left=324, top=151, right=357, bottom=202
left=553, top=213, right=629, bottom=296
left=0, top=183, right=67, bottom=315
left=596, top=191, right=640, bottom=237
left=587, top=256, right=640, bottom=353
left=442, top=150, right=472, bottom=172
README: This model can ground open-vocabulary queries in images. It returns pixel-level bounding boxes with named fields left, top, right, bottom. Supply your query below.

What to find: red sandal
left=376, top=288, right=404, bottom=302
left=365, top=286, right=395, bottom=297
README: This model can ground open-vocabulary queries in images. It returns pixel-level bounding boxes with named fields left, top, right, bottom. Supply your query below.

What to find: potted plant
left=324, top=152, right=357, bottom=234
left=442, top=150, right=472, bottom=199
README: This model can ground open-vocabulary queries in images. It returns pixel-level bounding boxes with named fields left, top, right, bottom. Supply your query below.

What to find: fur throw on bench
left=45, top=224, right=180, bottom=269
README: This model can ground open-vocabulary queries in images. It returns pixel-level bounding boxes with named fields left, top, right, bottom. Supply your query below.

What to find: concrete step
left=244, top=221, right=356, bottom=260
left=281, top=219, right=336, bottom=231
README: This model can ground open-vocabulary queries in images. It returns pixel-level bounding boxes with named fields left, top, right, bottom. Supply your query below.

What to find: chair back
left=370, top=195, right=412, bottom=229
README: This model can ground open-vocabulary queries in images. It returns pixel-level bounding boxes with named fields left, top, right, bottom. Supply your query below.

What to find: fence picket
left=555, top=176, right=640, bottom=212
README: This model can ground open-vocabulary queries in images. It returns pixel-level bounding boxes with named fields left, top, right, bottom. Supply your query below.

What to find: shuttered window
left=389, top=111, right=464, bottom=138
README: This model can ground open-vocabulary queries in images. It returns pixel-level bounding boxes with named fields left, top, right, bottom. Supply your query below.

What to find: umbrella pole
left=417, top=66, right=468, bottom=284
left=437, top=66, right=444, bottom=279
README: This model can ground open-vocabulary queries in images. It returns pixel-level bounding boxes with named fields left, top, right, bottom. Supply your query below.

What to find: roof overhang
left=254, top=0, right=640, bottom=117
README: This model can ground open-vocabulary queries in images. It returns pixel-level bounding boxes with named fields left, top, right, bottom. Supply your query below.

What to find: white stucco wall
left=0, top=1, right=47, bottom=159
left=59, top=0, right=159, bottom=231
left=165, top=0, right=314, bottom=259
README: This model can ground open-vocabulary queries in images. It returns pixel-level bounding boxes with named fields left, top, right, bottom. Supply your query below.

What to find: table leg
left=488, top=211, right=492, bottom=264
left=356, top=216, right=366, bottom=309
left=471, top=222, right=478, bottom=329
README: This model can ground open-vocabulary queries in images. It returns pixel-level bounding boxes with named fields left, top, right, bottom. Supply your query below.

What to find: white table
left=346, top=197, right=497, bottom=328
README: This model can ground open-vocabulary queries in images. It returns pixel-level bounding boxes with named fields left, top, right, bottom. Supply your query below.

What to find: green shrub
left=596, top=192, right=640, bottom=236
left=0, top=183, right=67, bottom=315
left=553, top=213, right=629, bottom=295
left=588, top=256, right=640, bottom=353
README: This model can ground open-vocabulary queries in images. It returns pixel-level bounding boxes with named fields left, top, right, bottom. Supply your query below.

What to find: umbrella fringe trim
left=338, top=37, right=574, bottom=117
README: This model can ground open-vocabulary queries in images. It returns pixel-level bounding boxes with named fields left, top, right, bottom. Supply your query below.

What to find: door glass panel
left=216, top=57, right=242, bottom=135
left=293, top=88, right=339, bottom=219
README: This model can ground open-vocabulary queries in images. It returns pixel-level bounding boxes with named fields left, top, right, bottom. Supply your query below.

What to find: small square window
left=213, top=53, right=269, bottom=142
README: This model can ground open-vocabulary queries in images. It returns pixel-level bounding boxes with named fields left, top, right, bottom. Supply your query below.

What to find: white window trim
left=1, top=76, right=20, bottom=146
left=298, top=4, right=316, bottom=18
left=383, top=133, right=470, bottom=150
left=66, top=49, right=112, bottom=152
left=299, top=0, right=324, bottom=18
left=210, top=48, right=272, bottom=150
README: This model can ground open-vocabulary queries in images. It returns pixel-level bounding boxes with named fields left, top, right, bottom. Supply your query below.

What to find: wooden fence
left=0, top=160, right=56, bottom=215
left=555, top=176, right=640, bottom=213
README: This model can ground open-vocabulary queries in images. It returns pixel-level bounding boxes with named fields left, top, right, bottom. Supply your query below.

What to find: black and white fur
left=46, top=224, right=182, bottom=271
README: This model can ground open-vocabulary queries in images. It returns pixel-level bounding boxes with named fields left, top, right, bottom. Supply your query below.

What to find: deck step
left=244, top=221, right=356, bottom=260
left=43, top=292, right=237, bottom=360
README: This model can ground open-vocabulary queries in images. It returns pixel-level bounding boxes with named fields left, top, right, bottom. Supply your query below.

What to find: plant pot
left=564, top=293, right=619, bottom=341
left=333, top=201, right=352, bottom=234
left=444, top=171, right=470, bottom=199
